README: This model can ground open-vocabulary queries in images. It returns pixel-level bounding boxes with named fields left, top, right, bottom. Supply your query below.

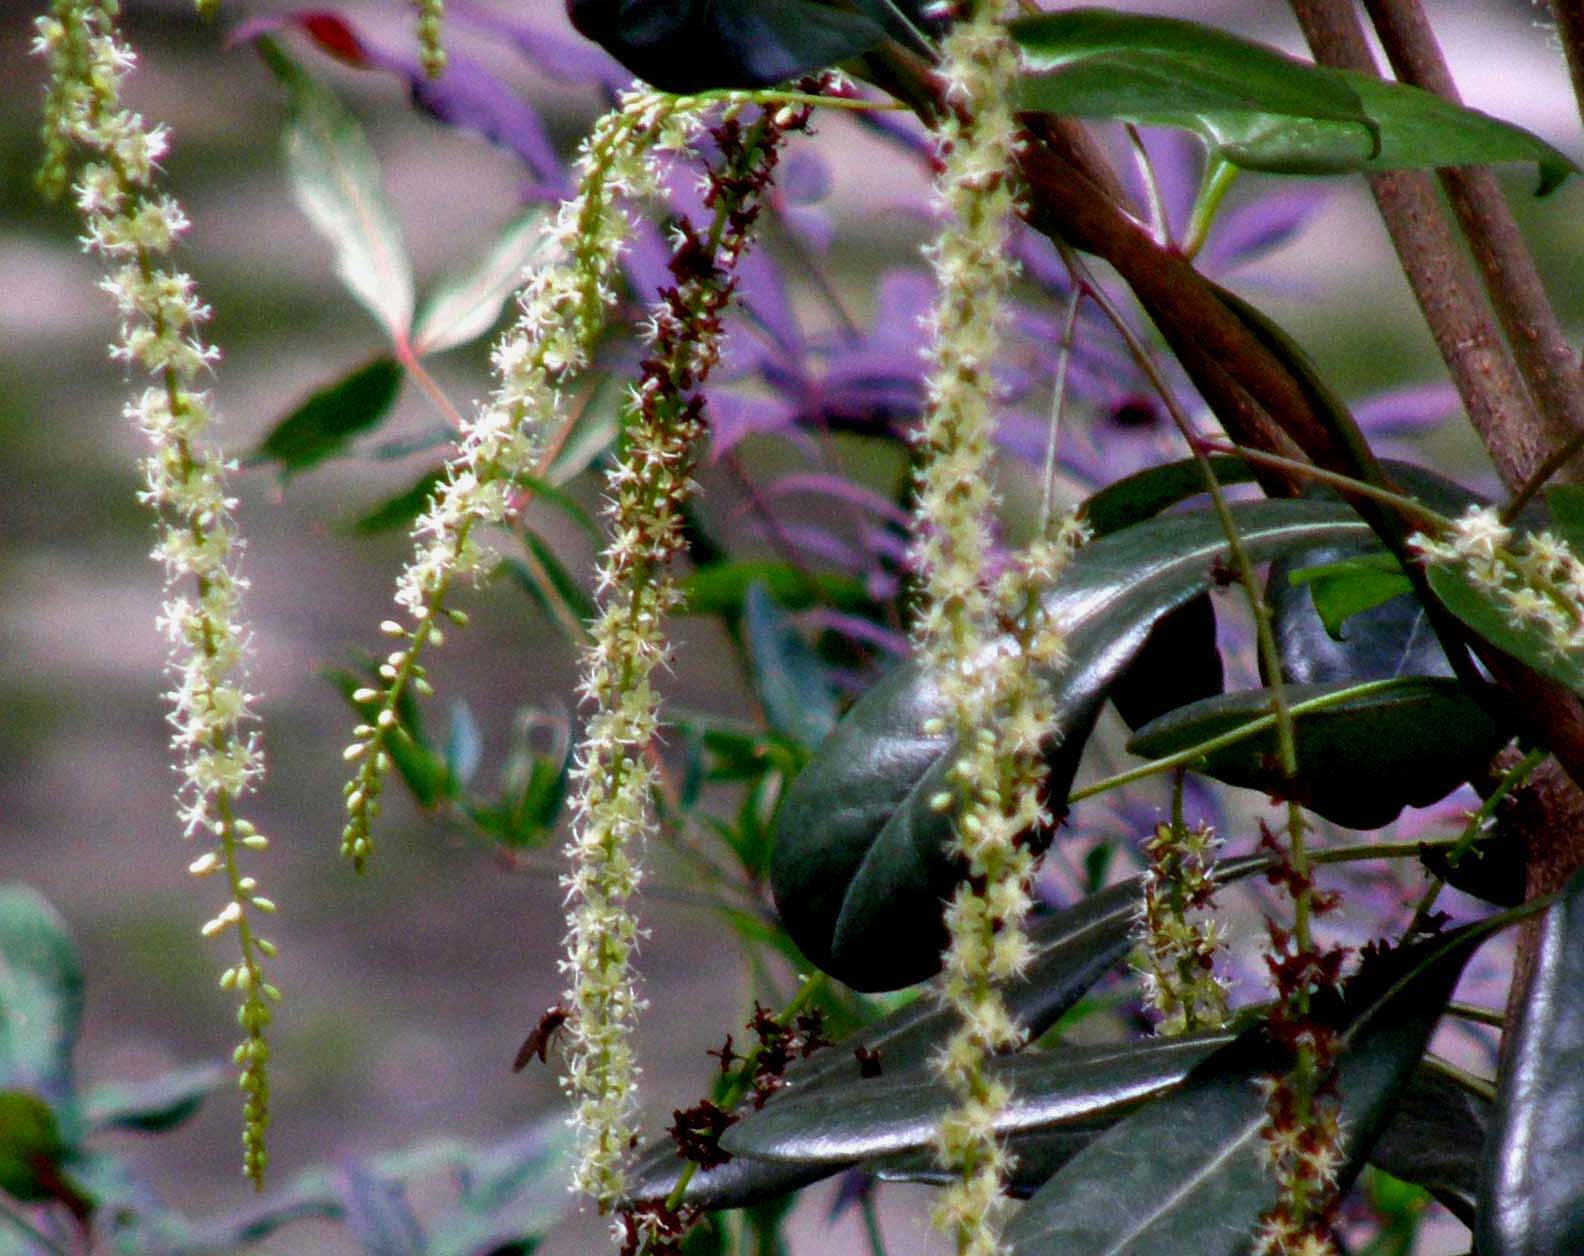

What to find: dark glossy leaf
left=744, top=583, right=838, bottom=748
left=0, top=886, right=82, bottom=1119
left=1344, top=71, right=1576, bottom=195
left=566, top=0, right=903, bottom=94
left=680, top=562, right=871, bottom=615
left=1080, top=455, right=1253, bottom=537
left=772, top=501, right=1370, bottom=991
left=1421, top=835, right=1527, bottom=909
left=258, top=40, right=415, bottom=340
left=1004, top=928, right=1482, bottom=1253
left=1288, top=552, right=1415, bottom=640
left=1426, top=559, right=1584, bottom=696
left=722, top=1032, right=1232, bottom=1168
left=1371, top=1061, right=1488, bottom=1228
left=254, top=358, right=403, bottom=475
left=412, top=210, right=553, bottom=357
left=1013, top=9, right=1378, bottom=175
left=83, top=1063, right=224, bottom=1135
left=870, top=1127, right=1100, bottom=1198
left=1127, top=677, right=1507, bottom=829
left=1109, top=595, right=1224, bottom=731
left=1479, top=864, right=1584, bottom=1253
left=1549, top=485, right=1584, bottom=552
left=626, top=858, right=1271, bottom=1209
left=347, top=469, right=444, bottom=535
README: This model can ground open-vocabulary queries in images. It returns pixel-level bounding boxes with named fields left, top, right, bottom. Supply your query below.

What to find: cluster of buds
left=33, top=0, right=277, bottom=1185
left=1254, top=826, right=1348, bottom=1255
left=412, top=0, right=447, bottom=78
left=1132, top=819, right=1231, bottom=1035
left=341, top=91, right=696, bottom=871
left=560, top=101, right=811, bottom=1213
left=1410, top=505, right=1584, bottom=660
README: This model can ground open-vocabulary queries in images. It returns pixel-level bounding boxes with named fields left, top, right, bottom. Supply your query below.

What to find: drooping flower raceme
left=412, top=0, right=446, bottom=79
left=909, top=6, right=1082, bottom=1252
left=341, top=91, right=693, bottom=871
left=34, top=0, right=277, bottom=1186
left=560, top=102, right=808, bottom=1217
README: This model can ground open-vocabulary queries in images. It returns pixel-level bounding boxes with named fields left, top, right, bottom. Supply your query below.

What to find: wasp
left=513, top=1002, right=570, bottom=1071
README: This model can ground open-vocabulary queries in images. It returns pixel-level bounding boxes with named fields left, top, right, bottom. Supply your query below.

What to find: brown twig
left=1288, top=0, right=1556, bottom=492
left=1363, top=0, right=1584, bottom=480
left=1549, top=1, right=1584, bottom=134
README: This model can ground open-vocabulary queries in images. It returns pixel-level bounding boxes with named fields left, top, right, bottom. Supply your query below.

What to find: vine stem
left=1196, top=440, right=1450, bottom=530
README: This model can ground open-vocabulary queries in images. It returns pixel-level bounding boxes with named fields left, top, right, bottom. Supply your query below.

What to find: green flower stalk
left=909, top=6, right=1080, bottom=1251
left=412, top=0, right=446, bottom=79
left=559, top=103, right=805, bottom=1216
left=341, top=91, right=695, bottom=870
left=34, top=0, right=277, bottom=1186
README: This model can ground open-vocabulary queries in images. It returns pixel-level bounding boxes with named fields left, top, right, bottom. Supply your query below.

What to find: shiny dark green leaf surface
left=254, top=358, right=403, bottom=476
left=722, top=1033, right=1232, bottom=1167
left=1549, top=485, right=1584, bottom=552
left=1371, top=1061, right=1488, bottom=1228
left=1288, top=552, right=1415, bottom=641
left=1004, top=929, right=1481, bottom=1254
left=1126, top=677, right=1507, bottom=829
left=1479, top=865, right=1584, bottom=1254
left=567, top=0, right=909, bottom=94
left=626, top=858, right=1270, bottom=1209
left=771, top=501, right=1369, bottom=991
left=1014, top=9, right=1377, bottom=174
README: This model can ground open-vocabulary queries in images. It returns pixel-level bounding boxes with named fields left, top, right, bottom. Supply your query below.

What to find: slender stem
left=1182, top=157, right=1239, bottom=261
left=396, top=338, right=468, bottom=432
left=1310, top=837, right=1457, bottom=866
left=1423, top=1053, right=1498, bottom=1104
left=1123, top=124, right=1171, bottom=247
left=1067, top=661, right=1409, bottom=807
left=1447, top=1001, right=1506, bottom=1030
left=1503, top=423, right=1584, bottom=522
left=1198, top=440, right=1450, bottom=530
left=1409, top=747, right=1549, bottom=933
left=1039, top=285, right=1083, bottom=536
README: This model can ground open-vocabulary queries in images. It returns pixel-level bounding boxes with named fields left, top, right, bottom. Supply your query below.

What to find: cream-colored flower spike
left=909, top=5, right=1082, bottom=1253
left=34, top=0, right=277, bottom=1186
left=341, top=91, right=693, bottom=871
left=412, top=0, right=447, bottom=79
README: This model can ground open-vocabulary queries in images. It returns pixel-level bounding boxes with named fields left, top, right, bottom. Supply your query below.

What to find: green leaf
left=82, top=1063, right=224, bottom=1135
left=1003, top=928, right=1482, bottom=1254
left=0, top=887, right=82, bottom=1120
left=1548, top=485, right=1584, bottom=552
left=1426, top=557, right=1584, bottom=695
left=411, top=210, right=553, bottom=357
left=1289, top=551, right=1415, bottom=640
left=1013, top=9, right=1378, bottom=175
left=1127, top=677, right=1507, bottom=829
left=1345, top=71, right=1577, bottom=195
left=254, top=358, right=403, bottom=476
left=1479, top=864, right=1584, bottom=1253
left=258, top=38, right=415, bottom=341
left=722, top=1032, right=1232, bottom=1169
left=424, top=1127, right=572, bottom=1256
left=346, top=469, right=443, bottom=535
left=680, top=561, right=871, bottom=616
left=1080, top=455, right=1254, bottom=537
left=744, top=583, right=838, bottom=748
left=501, top=534, right=597, bottom=633
left=625, top=858, right=1271, bottom=1210
left=772, top=500, right=1371, bottom=992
